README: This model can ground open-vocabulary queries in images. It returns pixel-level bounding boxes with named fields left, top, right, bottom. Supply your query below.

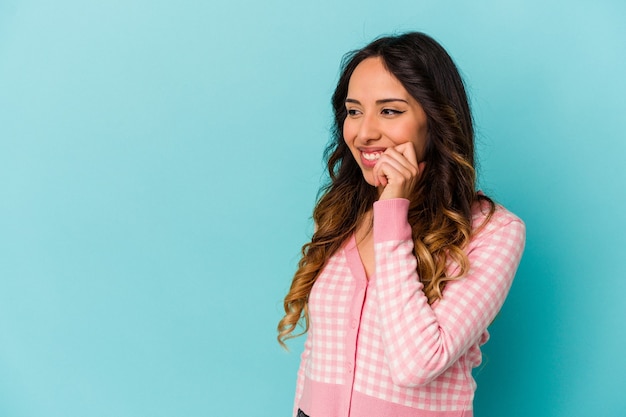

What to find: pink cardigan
left=294, top=198, right=525, bottom=417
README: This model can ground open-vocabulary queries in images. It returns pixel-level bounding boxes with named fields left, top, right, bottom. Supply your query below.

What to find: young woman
left=278, top=32, right=525, bottom=417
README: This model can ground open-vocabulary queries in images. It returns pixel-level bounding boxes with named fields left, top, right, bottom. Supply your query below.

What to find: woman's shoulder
left=470, top=196, right=525, bottom=240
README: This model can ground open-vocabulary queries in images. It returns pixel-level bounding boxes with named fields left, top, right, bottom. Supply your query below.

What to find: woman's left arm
left=371, top=198, right=526, bottom=387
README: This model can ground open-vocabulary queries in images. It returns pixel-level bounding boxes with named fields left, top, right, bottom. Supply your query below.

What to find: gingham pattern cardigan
left=294, top=198, right=525, bottom=417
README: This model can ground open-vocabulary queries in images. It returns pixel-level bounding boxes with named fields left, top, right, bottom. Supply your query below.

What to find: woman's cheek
left=342, top=120, right=355, bottom=142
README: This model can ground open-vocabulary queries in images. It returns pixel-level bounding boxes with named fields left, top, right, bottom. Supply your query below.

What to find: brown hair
left=278, top=32, right=494, bottom=347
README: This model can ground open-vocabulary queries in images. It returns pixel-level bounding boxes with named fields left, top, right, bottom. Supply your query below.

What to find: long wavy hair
left=278, top=32, right=494, bottom=347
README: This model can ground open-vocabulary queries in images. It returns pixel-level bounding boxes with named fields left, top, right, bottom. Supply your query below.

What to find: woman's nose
left=356, top=113, right=381, bottom=143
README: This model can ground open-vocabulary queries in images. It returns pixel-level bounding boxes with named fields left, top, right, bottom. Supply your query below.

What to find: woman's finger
left=379, top=148, right=419, bottom=180
left=373, top=143, right=423, bottom=200
left=391, top=142, right=419, bottom=167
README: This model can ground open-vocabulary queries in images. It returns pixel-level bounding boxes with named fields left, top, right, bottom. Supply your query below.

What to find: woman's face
left=343, top=57, right=428, bottom=187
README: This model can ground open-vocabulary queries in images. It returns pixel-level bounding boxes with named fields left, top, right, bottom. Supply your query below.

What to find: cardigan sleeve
left=293, top=334, right=311, bottom=417
left=371, top=198, right=525, bottom=387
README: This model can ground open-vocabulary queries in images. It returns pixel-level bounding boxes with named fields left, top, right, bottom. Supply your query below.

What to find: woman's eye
left=382, top=108, right=404, bottom=116
left=347, top=109, right=361, bottom=116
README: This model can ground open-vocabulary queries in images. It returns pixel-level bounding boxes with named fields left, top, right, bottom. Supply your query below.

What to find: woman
left=278, top=32, right=525, bottom=417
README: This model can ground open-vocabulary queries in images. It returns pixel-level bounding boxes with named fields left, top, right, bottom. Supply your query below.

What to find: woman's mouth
left=360, top=150, right=384, bottom=168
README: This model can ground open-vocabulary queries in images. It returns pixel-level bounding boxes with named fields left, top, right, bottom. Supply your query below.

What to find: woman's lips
left=360, top=149, right=385, bottom=168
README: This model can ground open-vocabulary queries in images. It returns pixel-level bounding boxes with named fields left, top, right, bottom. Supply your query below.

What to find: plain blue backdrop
left=1, top=0, right=625, bottom=416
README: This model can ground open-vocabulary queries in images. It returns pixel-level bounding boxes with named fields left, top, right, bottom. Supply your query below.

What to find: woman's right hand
left=373, top=142, right=425, bottom=200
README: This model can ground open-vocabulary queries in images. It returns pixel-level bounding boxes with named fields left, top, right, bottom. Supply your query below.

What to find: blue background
left=1, top=0, right=625, bottom=416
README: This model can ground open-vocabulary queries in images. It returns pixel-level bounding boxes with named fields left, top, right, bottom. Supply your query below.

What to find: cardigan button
left=351, top=319, right=358, bottom=329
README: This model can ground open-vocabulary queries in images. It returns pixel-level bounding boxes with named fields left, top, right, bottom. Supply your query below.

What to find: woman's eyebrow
left=377, top=98, right=409, bottom=104
left=345, top=98, right=409, bottom=104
